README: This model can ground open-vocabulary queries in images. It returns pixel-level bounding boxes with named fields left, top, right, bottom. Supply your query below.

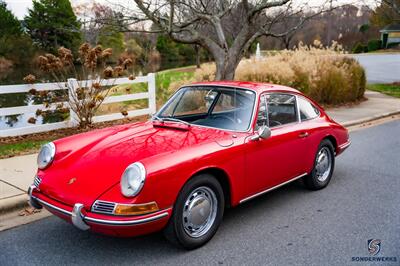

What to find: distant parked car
left=29, top=81, right=350, bottom=249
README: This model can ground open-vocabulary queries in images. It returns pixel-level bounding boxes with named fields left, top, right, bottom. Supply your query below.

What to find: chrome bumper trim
left=30, top=192, right=170, bottom=228
left=339, top=140, right=351, bottom=150
left=32, top=194, right=72, bottom=216
left=239, top=172, right=308, bottom=203
left=84, top=212, right=169, bottom=226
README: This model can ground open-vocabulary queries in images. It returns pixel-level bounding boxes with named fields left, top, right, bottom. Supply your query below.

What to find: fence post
left=147, top=73, right=157, bottom=115
left=67, top=78, right=79, bottom=127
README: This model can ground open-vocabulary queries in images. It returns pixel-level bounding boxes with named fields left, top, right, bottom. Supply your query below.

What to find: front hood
left=38, top=121, right=232, bottom=207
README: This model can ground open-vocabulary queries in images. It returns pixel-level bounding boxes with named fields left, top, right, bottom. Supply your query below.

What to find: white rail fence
left=0, top=73, right=156, bottom=137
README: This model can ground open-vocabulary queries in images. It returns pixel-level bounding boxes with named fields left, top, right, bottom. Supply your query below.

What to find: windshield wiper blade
left=162, top=117, right=191, bottom=126
left=152, top=116, right=191, bottom=127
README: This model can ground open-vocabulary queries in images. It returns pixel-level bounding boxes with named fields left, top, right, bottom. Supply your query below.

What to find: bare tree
left=110, top=0, right=332, bottom=80
left=268, top=8, right=308, bottom=49
left=382, top=0, right=400, bottom=15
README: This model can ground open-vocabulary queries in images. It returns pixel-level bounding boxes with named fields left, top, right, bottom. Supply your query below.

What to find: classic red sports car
left=29, top=81, right=350, bottom=249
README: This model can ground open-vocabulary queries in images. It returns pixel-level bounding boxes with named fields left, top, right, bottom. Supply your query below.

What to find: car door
left=244, top=93, right=309, bottom=197
left=296, top=95, right=324, bottom=173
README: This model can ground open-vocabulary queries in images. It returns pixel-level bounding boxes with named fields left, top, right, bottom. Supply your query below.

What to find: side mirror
left=250, top=125, right=271, bottom=141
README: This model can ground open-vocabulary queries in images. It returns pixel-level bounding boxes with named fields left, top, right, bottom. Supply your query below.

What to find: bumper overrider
left=28, top=185, right=171, bottom=236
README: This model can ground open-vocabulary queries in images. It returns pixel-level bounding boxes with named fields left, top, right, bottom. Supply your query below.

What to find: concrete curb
left=342, top=110, right=400, bottom=127
left=1, top=111, right=400, bottom=217
left=0, top=194, right=29, bottom=215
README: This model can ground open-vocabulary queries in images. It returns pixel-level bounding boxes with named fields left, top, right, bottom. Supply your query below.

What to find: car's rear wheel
left=303, top=139, right=335, bottom=190
left=163, top=174, right=224, bottom=249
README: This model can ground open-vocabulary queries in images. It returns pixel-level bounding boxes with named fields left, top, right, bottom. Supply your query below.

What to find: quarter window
left=266, top=94, right=298, bottom=127
left=298, top=97, right=320, bottom=121
left=256, top=95, right=268, bottom=130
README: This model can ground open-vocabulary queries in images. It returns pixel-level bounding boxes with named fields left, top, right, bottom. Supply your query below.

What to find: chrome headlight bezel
left=120, top=162, right=146, bottom=197
left=37, top=142, right=56, bottom=170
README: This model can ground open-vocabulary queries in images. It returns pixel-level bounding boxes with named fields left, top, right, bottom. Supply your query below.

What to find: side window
left=256, top=95, right=268, bottom=130
left=298, top=97, right=320, bottom=121
left=266, top=94, right=297, bottom=127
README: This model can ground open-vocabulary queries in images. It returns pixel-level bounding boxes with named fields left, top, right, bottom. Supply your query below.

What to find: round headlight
left=37, top=142, right=56, bottom=170
left=121, top=162, right=146, bottom=197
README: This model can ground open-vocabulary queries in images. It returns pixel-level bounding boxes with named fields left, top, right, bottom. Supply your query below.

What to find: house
left=380, top=23, right=400, bottom=48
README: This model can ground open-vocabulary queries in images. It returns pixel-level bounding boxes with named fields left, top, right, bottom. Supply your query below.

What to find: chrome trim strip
left=295, top=95, right=301, bottom=123
left=239, top=173, right=308, bottom=203
left=339, top=140, right=351, bottom=150
left=31, top=194, right=170, bottom=227
left=84, top=211, right=170, bottom=226
left=32, top=195, right=72, bottom=216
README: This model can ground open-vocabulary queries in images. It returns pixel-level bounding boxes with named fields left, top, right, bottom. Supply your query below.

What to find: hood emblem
left=68, top=177, right=77, bottom=185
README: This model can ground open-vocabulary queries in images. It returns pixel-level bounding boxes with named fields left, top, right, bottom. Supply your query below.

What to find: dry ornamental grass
left=193, top=41, right=366, bottom=105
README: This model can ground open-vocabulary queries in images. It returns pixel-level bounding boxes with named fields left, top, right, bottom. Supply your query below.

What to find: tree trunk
left=194, top=45, right=201, bottom=68
left=284, top=38, right=290, bottom=50
left=214, top=55, right=240, bottom=81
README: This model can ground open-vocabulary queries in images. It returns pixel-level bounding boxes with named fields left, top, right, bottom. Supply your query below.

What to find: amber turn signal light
left=114, top=202, right=159, bottom=215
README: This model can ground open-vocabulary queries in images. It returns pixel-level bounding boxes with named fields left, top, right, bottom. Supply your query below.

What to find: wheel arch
left=323, top=135, right=338, bottom=154
left=191, top=167, right=232, bottom=208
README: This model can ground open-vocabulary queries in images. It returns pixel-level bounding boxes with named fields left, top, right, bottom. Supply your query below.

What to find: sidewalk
left=0, top=154, right=37, bottom=213
left=1, top=90, right=400, bottom=214
left=327, top=90, right=400, bottom=126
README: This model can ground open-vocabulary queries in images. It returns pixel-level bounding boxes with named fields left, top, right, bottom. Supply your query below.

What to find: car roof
left=190, top=81, right=300, bottom=94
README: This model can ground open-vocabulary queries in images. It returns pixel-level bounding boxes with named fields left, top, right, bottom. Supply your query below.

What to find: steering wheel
left=269, top=120, right=282, bottom=127
left=213, top=115, right=237, bottom=125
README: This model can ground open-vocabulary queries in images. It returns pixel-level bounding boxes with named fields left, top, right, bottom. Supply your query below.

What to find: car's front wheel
left=303, top=139, right=335, bottom=190
left=163, top=174, right=224, bottom=249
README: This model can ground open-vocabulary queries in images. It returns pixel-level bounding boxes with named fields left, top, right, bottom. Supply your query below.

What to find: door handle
left=299, top=132, right=309, bottom=138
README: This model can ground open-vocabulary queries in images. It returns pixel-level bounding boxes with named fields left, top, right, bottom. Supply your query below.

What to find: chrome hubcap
left=182, top=186, right=217, bottom=238
left=315, top=147, right=332, bottom=182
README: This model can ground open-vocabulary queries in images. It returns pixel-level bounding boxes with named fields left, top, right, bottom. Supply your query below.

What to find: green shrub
left=367, top=39, right=382, bottom=52
left=352, top=42, right=367, bottom=54
left=387, top=42, right=400, bottom=49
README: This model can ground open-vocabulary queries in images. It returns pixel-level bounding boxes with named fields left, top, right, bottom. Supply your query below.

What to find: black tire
left=303, top=139, right=335, bottom=190
left=163, top=174, right=225, bottom=250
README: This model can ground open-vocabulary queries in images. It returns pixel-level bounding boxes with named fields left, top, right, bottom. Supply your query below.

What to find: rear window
left=298, top=96, right=320, bottom=121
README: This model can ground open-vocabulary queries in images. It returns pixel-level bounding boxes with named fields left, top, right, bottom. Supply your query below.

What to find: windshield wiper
left=152, top=115, right=191, bottom=127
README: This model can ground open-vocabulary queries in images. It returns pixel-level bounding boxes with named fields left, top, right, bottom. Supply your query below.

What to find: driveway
left=351, top=53, right=400, bottom=84
left=0, top=120, right=399, bottom=265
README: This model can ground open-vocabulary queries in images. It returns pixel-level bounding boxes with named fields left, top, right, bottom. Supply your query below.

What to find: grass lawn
left=0, top=66, right=196, bottom=159
left=367, top=83, right=400, bottom=98
left=0, top=140, right=51, bottom=158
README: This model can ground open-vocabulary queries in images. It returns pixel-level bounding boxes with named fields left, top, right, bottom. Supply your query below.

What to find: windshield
left=156, top=86, right=256, bottom=131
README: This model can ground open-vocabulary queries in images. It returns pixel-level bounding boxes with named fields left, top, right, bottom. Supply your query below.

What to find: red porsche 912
left=29, top=81, right=350, bottom=249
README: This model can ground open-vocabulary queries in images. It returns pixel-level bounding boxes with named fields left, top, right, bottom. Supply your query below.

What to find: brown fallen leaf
left=18, top=207, right=41, bottom=216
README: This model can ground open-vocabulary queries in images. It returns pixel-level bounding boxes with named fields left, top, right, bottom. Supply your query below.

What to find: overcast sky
left=5, top=0, right=377, bottom=19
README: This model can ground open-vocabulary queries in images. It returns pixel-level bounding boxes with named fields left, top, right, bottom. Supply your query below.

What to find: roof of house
left=380, top=23, right=400, bottom=32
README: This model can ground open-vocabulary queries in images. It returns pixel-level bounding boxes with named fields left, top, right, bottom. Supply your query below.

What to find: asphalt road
left=351, top=54, right=400, bottom=84
left=0, top=120, right=399, bottom=265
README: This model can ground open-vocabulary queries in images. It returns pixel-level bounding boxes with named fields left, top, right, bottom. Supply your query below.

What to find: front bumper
left=28, top=186, right=171, bottom=236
